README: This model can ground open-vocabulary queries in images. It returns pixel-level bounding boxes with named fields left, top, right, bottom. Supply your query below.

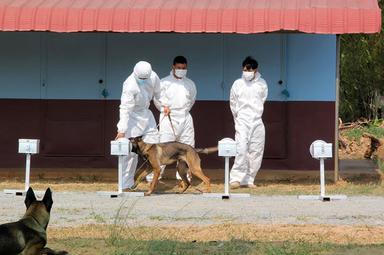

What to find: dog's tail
left=195, top=147, right=218, bottom=155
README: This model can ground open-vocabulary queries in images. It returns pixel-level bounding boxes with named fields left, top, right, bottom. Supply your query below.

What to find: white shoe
left=230, top=181, right=241, bottom=189
left=243, top=183, right=257, bottom=189
left=146, top=175, right=153, bottom=183
left=176, top=171, right=192, bottom=182
left=146, top=173, right=162, bottom=183
left=176, top=176, right=192, bottom=182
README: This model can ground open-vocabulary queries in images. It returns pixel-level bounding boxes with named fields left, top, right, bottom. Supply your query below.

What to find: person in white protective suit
left=115, top=61, right=165, bottom=191
left=229, top=56, right=268, bottom=189
left=146, top=56, right=197, bottom=183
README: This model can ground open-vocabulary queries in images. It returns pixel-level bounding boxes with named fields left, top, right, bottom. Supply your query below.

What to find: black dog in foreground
left=0, top=187, right=68, bottom=255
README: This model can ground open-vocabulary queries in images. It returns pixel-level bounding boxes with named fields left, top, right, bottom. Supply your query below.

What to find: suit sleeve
left=186, top=80, right=197, bottom=112
left=229, top=82, right=238, bottom=118
left=153, top=75, right=167, bottom=111
left=260, top=80, right=268, bottom=103
left=117, top=83, right=136, bottom=133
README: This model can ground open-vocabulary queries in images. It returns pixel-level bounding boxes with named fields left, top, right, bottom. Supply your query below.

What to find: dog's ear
left=25, top=187, right=37, bottom=209
left=42, top=188, right=53, bottom=213
left=129, top=136, right=143, bottom=143
left=131, top=142, right=138, bottom=154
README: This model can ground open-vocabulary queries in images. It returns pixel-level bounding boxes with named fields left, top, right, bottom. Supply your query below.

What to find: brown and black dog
left=0, top=187, right=68, bottom=255
left=129, top=136, right=217, bottom=196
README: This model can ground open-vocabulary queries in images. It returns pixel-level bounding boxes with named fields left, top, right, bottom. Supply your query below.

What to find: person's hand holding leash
left=163, top=106, right=170, bottom=116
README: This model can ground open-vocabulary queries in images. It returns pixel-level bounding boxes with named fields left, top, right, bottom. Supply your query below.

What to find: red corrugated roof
left=0, top=0, right=381, bottom=34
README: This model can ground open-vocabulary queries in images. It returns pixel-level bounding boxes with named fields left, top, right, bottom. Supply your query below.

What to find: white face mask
left=242, top=71, right=255, bottom=81
left=174, top=69, right=187, bottom=79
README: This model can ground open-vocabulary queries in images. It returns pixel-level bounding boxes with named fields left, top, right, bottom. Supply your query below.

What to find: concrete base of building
left=0, top=159, right=379, bottom=183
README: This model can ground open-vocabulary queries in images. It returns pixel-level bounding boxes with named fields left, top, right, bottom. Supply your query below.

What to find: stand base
left=202, top=193, right=251, bottom=199
left=96, top=191, right=145, bottom=198
left=298, top=195, right=347, bottom=201
left=4, top=189, right=26, bottom=196
left=4, top=189, right=46, bottom=196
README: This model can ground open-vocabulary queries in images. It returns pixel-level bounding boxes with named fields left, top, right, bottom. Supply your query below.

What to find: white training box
left=110, top=138, right=130, bottom=156
left=309, top=140, right=332, bottom=159
left=203, top=137, right=250, bottom=199
left=299, top=140, right=346, bottom=201
left=218, top=138, right=237, bottom=157
left=18, top=139, right=40, bottom=154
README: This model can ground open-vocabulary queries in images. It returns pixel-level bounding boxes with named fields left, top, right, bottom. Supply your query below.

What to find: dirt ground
left=338, top=135, right=372, bottom=159
left=338, top=121, right=384, bottom=160
left=1, top=122, right=383, bottom=253
left=2, top=188, right=384, bottom=244
left=47, top=224, right=384, bottom=245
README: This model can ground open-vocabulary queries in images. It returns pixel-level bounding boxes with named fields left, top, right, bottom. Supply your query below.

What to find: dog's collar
left=138, top=143, right=154, bottom=155
left=144, top=143, right=154, bottom=152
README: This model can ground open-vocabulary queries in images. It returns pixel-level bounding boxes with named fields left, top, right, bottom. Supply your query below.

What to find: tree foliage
left=340, top=0, right=384, bottom=122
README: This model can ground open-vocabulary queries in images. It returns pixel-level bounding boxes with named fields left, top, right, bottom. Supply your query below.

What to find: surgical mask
left=136, top=78, right=147, bottom=86
left=242, top=71, right=255, bottom=81
left=174, top=69, right=187, bottom=78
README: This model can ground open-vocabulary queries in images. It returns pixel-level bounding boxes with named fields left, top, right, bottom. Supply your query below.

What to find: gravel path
left=1, top=192, right=384, bottom=227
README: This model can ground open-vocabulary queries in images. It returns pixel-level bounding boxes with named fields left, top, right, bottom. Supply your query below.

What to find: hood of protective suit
left=134, top=61, right=152, bottom=79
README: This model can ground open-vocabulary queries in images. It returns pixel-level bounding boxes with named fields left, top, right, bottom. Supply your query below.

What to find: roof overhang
left=0, top=0, right=381, bottom=34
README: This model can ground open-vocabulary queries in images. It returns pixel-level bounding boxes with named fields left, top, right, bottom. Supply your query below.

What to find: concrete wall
left=0, top=32, right=337, bottom=170
left=0, top=32, right=336, bottom=102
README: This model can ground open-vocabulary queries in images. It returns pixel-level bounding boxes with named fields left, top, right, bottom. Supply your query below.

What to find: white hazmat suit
left=146, top=71, right=197, bottom=182
left=229, top=72, right=268, bottom=186
left=117, top=61, right=163, bottom=189
left=156, top=71, right=196, bottom=145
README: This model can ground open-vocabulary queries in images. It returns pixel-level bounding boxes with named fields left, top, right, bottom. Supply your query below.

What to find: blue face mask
left=137, top=78, right=147, bottom=86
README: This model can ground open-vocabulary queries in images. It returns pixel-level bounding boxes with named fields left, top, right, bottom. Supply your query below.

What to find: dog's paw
left=178, top=183, right=190, bottom=194
left=194, top=187, right=204, bottom=193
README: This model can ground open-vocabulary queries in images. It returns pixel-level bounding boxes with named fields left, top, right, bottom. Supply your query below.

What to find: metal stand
left=4, top=153, right=32, bottom=196
left=298, top=158, right=346, bottom=201
left=118, top=155, right=123, bottom=194
left=203, top=157, right=250, bottom=199
left=97, top=155, right=144, bottom=198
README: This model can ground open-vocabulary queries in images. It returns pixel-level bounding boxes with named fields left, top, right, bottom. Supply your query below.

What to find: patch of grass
left=296, top=216, right=312, bottom=223
left=89, top=204, right=106, bottom=223
left=148, top=215, right=165, bottom=221
left=48, top=238, right=104, bottom=255
left=264, top=241, right=326, bottom=255
left=344, top=128, right=364, bottom=142
left=327, top=182, right=383, bottom=195
left=343, top=121, right=384, bottom=141
left=48, top=224, right=384, bottom=246
left=230, top=181, right=384, bottom=196
left=1, top=179, right=384, bottom=196
left=105, top=199, right=141, bottom=247
left=46, top=238, right=384, bottom=255
left=367, top=126, right=384, bottom=138
left=91, top=213, right=106, bottom=223
left=148, top=215, right=214, bottom=222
